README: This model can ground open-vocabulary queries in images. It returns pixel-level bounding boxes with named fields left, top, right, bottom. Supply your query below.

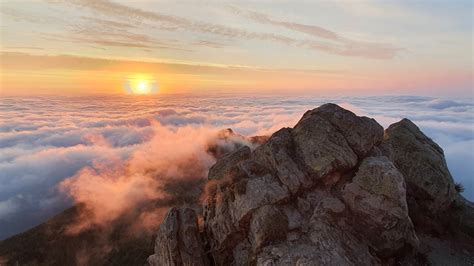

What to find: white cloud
left=0, top=94, right=472, bottom=239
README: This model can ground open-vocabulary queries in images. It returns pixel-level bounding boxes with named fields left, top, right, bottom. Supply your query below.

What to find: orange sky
left=2, top=52, right=471, bottom=96
left=0, top=1, right=472, bottom=96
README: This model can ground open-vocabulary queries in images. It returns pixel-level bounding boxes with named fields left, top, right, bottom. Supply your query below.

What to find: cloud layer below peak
left=0, top=94, right=472, bottom=240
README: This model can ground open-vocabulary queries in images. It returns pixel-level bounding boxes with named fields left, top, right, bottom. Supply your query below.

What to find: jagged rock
left=203, top=171, right=290, bottom=264
left=306, top=103, right=384, bottom=157
left=291, top=103, right=383, bottom=179
left=380, top=119, right=457, bottom=213
left=292, top=110, right=358, bottom=179
left=206, top=128, right=265, bottom=159
left=342, top=156, right=419, bottom=257
left=249, top=205, right=288, bottom=250
left=149, top=104, right=473, bottom=266
left=252, top=128, right=309, bottom=194
left=148, top=207, right=206, bottom=266
left=208, top=145, right=251, bottom=180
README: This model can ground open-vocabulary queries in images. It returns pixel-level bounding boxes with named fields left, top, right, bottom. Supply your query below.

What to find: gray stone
left=307, top=103, right=384, bottom=157
left=342, top=156, right=419, bottom=257
left=148, top=207, right=206, bottom=266
left=380, top=118, right=457, bottom=212
left=249, top=205, right=288, bottom=250
left=291, top=103, right=383, bottom=180
left=292, top=113, right=358, bottom=179
left=252, top=128, right=310, bottom=194
left=208, top=145, right=251, bottom=180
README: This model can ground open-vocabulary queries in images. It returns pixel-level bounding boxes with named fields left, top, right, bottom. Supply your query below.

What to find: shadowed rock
left=148, top=207, right=206, bottom=266
left=252, top=128, right=309, bottom=194
left=342, top=156, right=419, bottom=257
left=380, top=118, right=456, bottom=213
left=208, top=145, right=251, bottom=180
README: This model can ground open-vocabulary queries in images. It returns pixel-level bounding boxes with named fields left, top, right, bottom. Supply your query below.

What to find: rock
left=206, top=128, right=265, bottom=159
left=252, top=128, right=309, bottom=194
left=148, top=207, right=207, bottom=266
left=230, top=174, right=290, bottom=224
left=418, top=234, right=474, bottom=266
left=450, top=196, right=474, bottom=238
left=291, top=103, right=383, bottom=179
left=292, top=111, right=358, bottom=179
left=380, top=118, right=457, bottom=213
left=203, top=172, right=290, bottom=264
left=308, top=211, right=379, bottom=265
left=342, top=156, right=419, bottom=257
left=208, top=145, right=251, bottom=180
left=149, top=104, right=471, bottom=266
left=306, top=103, right=384, bottom=157
left=249, top=205, right=288, bottom=250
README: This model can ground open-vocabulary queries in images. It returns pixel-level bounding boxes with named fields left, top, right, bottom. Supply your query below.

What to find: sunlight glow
left=124, top=74, right=158, bottom=95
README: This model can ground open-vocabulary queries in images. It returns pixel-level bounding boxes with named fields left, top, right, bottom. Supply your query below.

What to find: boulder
left=380, top=118, right=457, bottom=213
left=203, top=172, right=290, bottom=264
left=342, top=156, right=419, bottom=257
left=306, top=103, right=384, bottom=157
left=148, top=207, right=206, bottom=266
left=249, top=205, right=288, bottom=250
left=292, top=111, right=358, bottom=179
left=252, top=128, right=309, bottom=194
left=291, top=103, right=383, bottom=179
left=208, top=145, right=250, bottom=180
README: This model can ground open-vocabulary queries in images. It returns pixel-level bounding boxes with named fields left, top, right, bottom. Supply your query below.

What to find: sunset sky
left=1, top=1, right=473, bottom=242
left=1, top=0, right=472, bottom=96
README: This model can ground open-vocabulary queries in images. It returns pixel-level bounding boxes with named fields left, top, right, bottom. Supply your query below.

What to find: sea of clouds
left=0, top=94, right=473, bottom=240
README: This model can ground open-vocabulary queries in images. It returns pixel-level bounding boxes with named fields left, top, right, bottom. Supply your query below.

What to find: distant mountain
left=1, top=104, right=473, bottom=265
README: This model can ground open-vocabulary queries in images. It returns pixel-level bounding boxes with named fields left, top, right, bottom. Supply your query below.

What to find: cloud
left=42, top=0, right=401, bottom=59
left=425, top=99, right=472, bottom=110
left=57, top=122, right=265, bottom=236
left=0, top=52, right=336, bottom=76
left=226, top=6, right=402, bottom=59
left=0, top=94, right=472, bottom=241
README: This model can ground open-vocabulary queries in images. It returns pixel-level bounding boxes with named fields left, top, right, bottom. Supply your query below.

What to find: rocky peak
left=148, top=104, right=473, bottom=265
left=379, top=117, right=458, bottom=233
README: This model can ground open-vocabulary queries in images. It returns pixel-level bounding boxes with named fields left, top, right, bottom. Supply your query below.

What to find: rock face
left=377, top=118, right=464, bottom=235
left=208, top=146, right=251, bottom=180
left=149, top=104, right=474, bottom=265
left=148, top=207, right=206, bottom=266
left=342, top=156, right=418, bottom=257
left=380, top=118, right=457, bottom=213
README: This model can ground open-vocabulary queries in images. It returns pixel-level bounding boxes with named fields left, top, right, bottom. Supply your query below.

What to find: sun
left=125, top=75, right=158, bottom=95
left=136, top=81, right=151, bottom=94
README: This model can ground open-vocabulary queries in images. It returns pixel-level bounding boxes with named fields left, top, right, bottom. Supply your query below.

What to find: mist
left=1, top=94, right=473, bottom=241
